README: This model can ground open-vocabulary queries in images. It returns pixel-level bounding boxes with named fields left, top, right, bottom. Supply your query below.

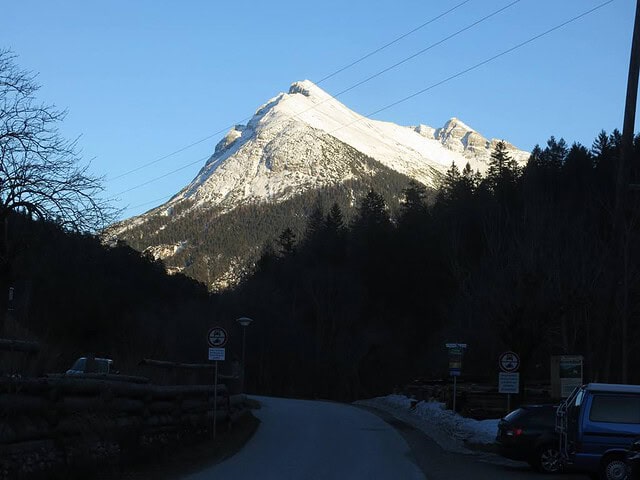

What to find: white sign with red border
left=498, top=351, right=520, bottom=372
left=208, top=327, right=228, bottom=348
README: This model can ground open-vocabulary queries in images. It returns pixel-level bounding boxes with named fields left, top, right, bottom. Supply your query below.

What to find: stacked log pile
left=0, top=375, right=250, bottom=479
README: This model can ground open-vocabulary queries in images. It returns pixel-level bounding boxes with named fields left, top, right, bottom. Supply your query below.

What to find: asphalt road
left=181, top=396, right=591, bottom=480
left=359, top=405, right=591, bottom=480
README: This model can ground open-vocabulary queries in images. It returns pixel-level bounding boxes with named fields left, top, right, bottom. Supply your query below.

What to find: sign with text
left=208, top=327, right=228, bottom=348
left=499, top=372, right=520, bottom=394
left=445, top=343, right=467, bottom=377
left=208, top=347, right=226, bottom=361
left=550, top=355, right=584, bottom=398
left=559, top=355, right=583, bottom=398
left=498, top=351, right=520, bottom=372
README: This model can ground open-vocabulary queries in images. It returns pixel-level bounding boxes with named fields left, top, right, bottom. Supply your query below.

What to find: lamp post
left=236, top=316, right=253, bottom=393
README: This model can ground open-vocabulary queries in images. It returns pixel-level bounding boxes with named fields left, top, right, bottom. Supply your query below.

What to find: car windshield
left=504, top=408, right=525, bottom=422
left=70, top=358, right=110, bottom=373
left=70, top=358, right=86, bottom=371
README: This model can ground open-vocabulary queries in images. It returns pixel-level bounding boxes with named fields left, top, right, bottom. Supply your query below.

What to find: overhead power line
left=115, top=154, right=210, bottom=197
left=283, top=0, right=523, bottom=128
left=116, top=1, right=522, bottom=204
left=315, top=0, right=472, bottom=85
left=329, top=0, right=615, bottom=136
left=330, top=0, right=522, bottom=100
left=108, top=127, right=250, bottom=182
left=109, top=2, right=470, bottom=184
left=120, top=0, right=613, bottom=215
left=128, top=194, right=175, bottom=211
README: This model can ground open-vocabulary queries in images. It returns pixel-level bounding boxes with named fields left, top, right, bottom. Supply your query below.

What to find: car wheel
left=535, top=444, right=562, bottom=474
left=602, top=456, right=628, bottom=480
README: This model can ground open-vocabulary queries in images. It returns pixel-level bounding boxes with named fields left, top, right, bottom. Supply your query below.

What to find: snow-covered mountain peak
left=288, top=80, right=330, bottom=100
left=146, top=80, right=529, bottom=217
left=443, top=117, right=475, bottom=132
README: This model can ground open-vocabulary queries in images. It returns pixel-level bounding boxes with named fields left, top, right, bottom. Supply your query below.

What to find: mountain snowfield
left=111, top=80, right=529, bottom=287
left=123, top=80, right=529, bottom=224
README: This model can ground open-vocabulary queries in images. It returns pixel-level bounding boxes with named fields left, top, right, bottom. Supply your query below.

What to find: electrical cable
left=120, top=0, right=613, bottom=214
left=116, top=0, right=522, bottom=203
left=109, top=2, right=470, bottom=183
left=315, top=0, right=472, bottom=85
left=328, top=0, right=615, bottom=135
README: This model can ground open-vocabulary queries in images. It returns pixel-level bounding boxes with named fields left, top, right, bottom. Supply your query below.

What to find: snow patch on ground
left=355, top=395, right=499, bottom=454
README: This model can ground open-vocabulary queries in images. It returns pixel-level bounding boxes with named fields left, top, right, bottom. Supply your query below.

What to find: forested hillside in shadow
left=119, top=153, right=425, bottom=289
left=5, top=215, right=219, bottom=375
left=7, top=130, right=640, bottom=402
left=217, top=132, right=640, bottom=400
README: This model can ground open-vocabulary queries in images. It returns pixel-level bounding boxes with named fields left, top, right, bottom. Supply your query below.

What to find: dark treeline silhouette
left=5, top=213, right=223, bottom=376
left=7, top=130, right=640, bottom=402
left=221, top=132, right=640, bottom=401
left=121, top=154, right=418, bottom=288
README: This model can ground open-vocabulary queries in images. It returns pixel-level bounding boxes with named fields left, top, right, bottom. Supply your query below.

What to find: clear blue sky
left=1, top=0, right=634, bottom=218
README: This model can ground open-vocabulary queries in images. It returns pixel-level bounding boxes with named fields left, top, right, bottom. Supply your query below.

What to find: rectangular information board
left=499, top=372, right=520, bottom=394
left=208, top=347, right=226, bottom=361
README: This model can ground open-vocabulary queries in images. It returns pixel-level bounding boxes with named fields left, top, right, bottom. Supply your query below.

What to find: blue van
left=556, top=383, right=640, bottom=480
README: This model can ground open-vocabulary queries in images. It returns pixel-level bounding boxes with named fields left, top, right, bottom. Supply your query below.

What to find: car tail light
left=506, top=428, right=524, bottom=436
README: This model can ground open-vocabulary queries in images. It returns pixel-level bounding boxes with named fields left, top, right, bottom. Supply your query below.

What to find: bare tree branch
left=0, top=49, right=118, bottom=232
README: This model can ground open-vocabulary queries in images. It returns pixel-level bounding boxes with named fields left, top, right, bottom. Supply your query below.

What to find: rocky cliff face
left=110, top=80, right=529, bottom=289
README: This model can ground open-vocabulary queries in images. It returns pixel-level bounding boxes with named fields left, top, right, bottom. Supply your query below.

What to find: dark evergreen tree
left=325, top=203, right=345, bottom=233
left=441, top=162, right=461, bottom=203
left=486, top=141, right=520, bottom=190
left=277, top=228, right=296, bottom=256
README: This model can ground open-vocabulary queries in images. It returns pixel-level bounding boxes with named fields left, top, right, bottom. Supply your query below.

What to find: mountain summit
left=112, top=80, right=529, bottom=288
left=156, top=80, right=528, bottom=214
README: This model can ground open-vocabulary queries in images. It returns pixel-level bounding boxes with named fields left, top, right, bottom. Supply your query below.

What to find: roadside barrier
left=0, top=374, right=250, bottom=478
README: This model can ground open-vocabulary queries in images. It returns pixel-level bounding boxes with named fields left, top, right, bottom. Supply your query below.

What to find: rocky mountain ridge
left=111, top=80, right=529, bottom=288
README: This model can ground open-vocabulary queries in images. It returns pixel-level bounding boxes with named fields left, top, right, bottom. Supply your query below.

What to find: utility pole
left=614, top=0, right=640, bottom=383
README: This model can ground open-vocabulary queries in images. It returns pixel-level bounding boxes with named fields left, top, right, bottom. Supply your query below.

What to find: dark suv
left=496, top=404, right=561, bottom=474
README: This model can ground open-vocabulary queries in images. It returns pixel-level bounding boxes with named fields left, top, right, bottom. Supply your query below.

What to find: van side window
left=589, top=395, right=640, bottom=424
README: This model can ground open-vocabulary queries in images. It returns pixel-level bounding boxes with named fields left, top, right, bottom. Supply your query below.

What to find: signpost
left=445, top=343, right=467, bottom=413
left=498, top=351, right=520, bottom=412
left=551, top=355, right=584, bottom=398
left=207, top=327, right=228, bottom=439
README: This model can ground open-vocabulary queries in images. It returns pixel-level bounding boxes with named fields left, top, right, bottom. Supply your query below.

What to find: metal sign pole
left=213, top=360, right=218, bottom=439
left=453, top=375, right=457, bottom=413
left=507, top=393, right=511, bottom=414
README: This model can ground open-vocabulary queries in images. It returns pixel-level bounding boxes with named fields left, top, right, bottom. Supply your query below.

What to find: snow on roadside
left=354, top=394, right=500, bottom=454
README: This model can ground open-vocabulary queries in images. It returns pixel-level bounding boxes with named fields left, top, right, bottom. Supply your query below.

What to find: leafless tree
left=0, top=49, right=115, bottom=233
left=0, top=49, right=117, bottom=328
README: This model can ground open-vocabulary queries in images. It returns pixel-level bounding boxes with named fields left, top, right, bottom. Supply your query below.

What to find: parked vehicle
left=625, top=437, right=640, bottom=479
left=66, top=356, right=116, bottom=375
left=557, top=383, right=640, bottom=480
left=496, top=404, right=562, bottom=473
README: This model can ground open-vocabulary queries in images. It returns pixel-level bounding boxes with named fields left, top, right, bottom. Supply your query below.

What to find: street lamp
left=236, top=316, right=253, bottom=393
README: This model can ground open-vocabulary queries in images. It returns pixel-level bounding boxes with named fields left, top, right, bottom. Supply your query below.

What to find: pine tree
left=400, top=181, right=428, bottom=217
left=324, top=203, right=346, bottom=264
left=591, top=130, right=611, bottom=158
left=486, top=140, right=520, bottom=194
left=277, top=228, right=296, bottom=256
left=354, top=189, right=390, bottom=229
left=442, top=162, right=461, bottom=200
left=461, top=162, right=479, bottom=194
left=540, top=136, right=567, bottom=170
left=325, top=203, right=345, bottom=233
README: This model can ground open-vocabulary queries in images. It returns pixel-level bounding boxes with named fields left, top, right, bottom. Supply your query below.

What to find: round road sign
left=208, top=327, right=228, bottom=348
left=499, top=351, right=520, bottom=372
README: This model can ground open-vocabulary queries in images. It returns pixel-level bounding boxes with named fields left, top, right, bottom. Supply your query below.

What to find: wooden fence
left=0, top=374, right=250, bottom=479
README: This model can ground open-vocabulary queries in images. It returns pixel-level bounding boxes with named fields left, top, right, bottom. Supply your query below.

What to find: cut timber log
left=140, top=358, right=239, bottom=379
left=0, top=339, right=40, bottom=353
